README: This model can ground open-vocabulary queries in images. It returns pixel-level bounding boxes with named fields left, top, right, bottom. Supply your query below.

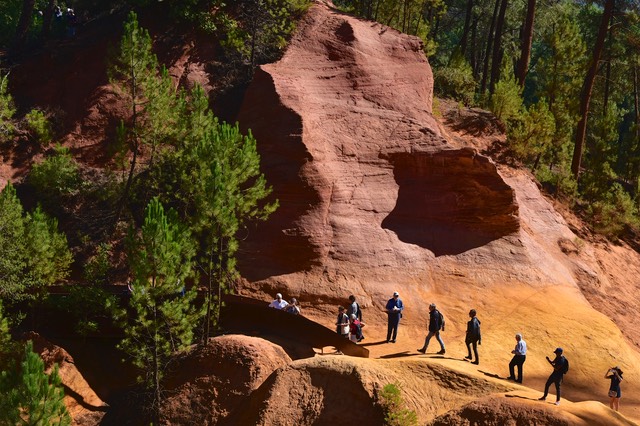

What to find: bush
left=587, top=183, right=639, bottom=238
left=433, top=50, right=476, bottom=106
left=378, top=383, right=418, bottom=426
left=29, top=145, right=81, bottom=197
left=490, top=62, right=523, bottom=124
left=0, top=72, right=16, bottom=137
left=508, top=99, right=555, bottom=163
left=24, top=108, right=54, bottom=145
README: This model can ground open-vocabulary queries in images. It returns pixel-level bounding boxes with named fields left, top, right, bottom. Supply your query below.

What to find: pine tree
left=0, top=341, right=71, bottom=426
left=108, top=11, right=181, bottom=222
left=0, top=72, right=16, bottom=138
left=119, top=198, right=200, bottom=419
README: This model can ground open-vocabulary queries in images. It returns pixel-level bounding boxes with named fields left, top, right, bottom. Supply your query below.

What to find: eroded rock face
left=236, top=1, right=518, bottom=299
left=27, top=333, right=107, bottom=426
left=160, top=335, right=292, bottom=425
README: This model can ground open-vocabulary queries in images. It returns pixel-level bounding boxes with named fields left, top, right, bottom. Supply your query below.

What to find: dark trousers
left=542, top=372, right=563, bottom=401
left=509, top=354, right=526, bottom=382
left=387, top=314, right=400, bottom=341
left=466, top=339, right=479, bottom=362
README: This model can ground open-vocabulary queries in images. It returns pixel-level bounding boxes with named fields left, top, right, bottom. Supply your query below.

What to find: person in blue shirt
left=385, top=292, right=403, bottom=343
left=507, top=333, right=527, bottom=383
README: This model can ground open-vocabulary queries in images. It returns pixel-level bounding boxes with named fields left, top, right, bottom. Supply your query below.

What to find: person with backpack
left=604, top=366, right=623, bottom=411
left=349, top=314, right=365, bottom=343
left=538, top=347, right=569, bottom=405
left=417, top=303, right=446, bottom=355
left=464, top=309, right=481, bottom=364
left=347, top=295, right=362, bottom=321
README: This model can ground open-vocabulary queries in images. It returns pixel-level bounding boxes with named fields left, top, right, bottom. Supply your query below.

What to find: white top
left=269, top=299, right=289, bottom=310
left=514, top=340, right=527, bottom=355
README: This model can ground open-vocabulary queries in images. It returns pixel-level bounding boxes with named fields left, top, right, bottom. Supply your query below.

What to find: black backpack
left=562, top=357, right=569, bottom=374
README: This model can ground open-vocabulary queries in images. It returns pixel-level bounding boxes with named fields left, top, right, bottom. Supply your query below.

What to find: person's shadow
left=361, top=340, right=391, bottom=347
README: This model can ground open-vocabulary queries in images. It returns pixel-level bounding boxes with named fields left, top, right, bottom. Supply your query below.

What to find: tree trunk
left=602, top=11, right=614, bottom=116
left=489, top=0, right=509, bottom=95
left=480, top=0, right=501, bottom=95
left=517, top=0, right=536, bottom=87
left=571, top=0, right=615, bottom=179
left=459, top=0, right=474, bottom=56
left=12, top=0, right=36, bottom=52
left=41, top=0, right=56, bottom=40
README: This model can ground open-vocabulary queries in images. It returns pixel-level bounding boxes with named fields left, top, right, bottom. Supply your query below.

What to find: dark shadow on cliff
left=236, top=68, right=323, bottom=281
left=381, top=148, right=519, bottom=256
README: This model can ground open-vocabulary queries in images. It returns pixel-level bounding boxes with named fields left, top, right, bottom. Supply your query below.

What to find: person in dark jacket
left=417, top=303, right=445, bottom=355
left=538, top=347, right=569, bottom=405
left=465, top=309, right=481, bottom=364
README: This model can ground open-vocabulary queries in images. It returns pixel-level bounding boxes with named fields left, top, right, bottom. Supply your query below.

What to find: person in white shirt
left=507, top=333, right=527, bottom=383
left=268, top=293, right=289, bottom=310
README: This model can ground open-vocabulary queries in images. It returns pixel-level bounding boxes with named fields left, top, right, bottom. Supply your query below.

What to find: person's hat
left=554, top=347, right=563, bottom=354
left=393, top=291, right=399, bottom=297
left=429, top=303, right=436, bottom=308
left=290, top=297, right=297, bottom=304
left=276, top=293, right=282, bottom=299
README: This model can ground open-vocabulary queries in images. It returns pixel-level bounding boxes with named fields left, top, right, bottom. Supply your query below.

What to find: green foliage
left=489, top=60, right=523, bottom=124
left=24, top=108, right=53, bottom=145
left=119, top=198, right=201, bottom=409
left=378, top=383, right=418, bottom=426
left=0, top=183, right=72, bottom=305
left=84, top=242, right=112, bottom=286
left=508, top=99, right=556, bottom=163
left=0, top=341, right=71, bottom=426
left=0, top=72, right=16, bottom=138
left=28, top=145, right=81, bottom=197
left=586, top=183, right=639, bottom=238
left=433, top=50, right=476, bottom=106
left=141, top=85, right=277, bottom=339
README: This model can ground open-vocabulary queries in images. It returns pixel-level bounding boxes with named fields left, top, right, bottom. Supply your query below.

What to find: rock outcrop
left=160, top=335, right=292, bottom=425
left=28, top=333, right=107, bottom=425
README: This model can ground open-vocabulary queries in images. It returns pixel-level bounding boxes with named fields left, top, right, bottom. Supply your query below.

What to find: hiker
left=605, top=366, right=623, bottom=411
left=66, top=8, right=77, bottom=38
left=285, top=298, right=301, bottom=315
left=385, top=291, right=403, bottom=343
left=349, top=314, right=365, bottom=343
left=268, top=293, right=289, bottom=310
left=464, top=309, right=481, bottom=364
left=417, top=303, right=445, bottom=354
left=347, top=295, right=362, bottom=321
left=507, top=333, right=527, bottom=383
left=538, top=347, right=569, bottom=405
left=336, top=306, right=350, bottom=338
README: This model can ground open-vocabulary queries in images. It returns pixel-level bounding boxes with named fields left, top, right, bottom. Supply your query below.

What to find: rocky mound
left=28, top=333, right=107, bottom=425
left=160, top=335, right=292, bottom=425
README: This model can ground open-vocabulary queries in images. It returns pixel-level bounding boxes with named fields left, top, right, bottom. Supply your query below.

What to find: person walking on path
left=507, top=333, right=527, bottom=383
left=349, top=314, right=365, bottom=343
left=605, top=366, right=623, bottom=411
left=539, top=347, right=569, bottom=405
left=385, top=292, right=403, bottom=343
left=268, top=293, right=289, bottom=310
left=465, top=309, right=481, bottom=364
left=336, top=306, right=350, bottom=338
left=417, top=303, right=446, bottom=354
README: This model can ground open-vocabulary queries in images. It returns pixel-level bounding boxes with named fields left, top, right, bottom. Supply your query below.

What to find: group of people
left=382, top=292, right=624, bottom=410
left=336, top=295, right=365, bottom=343
left=268, top=293, right=301, bottom=315
left=268, top=291, right=625, bottom=411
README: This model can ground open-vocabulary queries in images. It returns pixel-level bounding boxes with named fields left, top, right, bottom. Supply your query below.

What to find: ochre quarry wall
left=236, top=1, right=640, bottom=422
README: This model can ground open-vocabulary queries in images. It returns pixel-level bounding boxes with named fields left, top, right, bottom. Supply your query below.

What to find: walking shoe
left=390, top=339, right=396, bottom=343
left=506, top=376, right=516, bottom=381
left=437, top=349, right=446, bottom=355
left=417, top=348, right=426, bottom=354
left=554, top=401, right=560, bottom=406
left=464, top=355, right=472, bottom=360
left=472, top=361, right=479, bottom=365
left=538, top=397, right=546, bottom=401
